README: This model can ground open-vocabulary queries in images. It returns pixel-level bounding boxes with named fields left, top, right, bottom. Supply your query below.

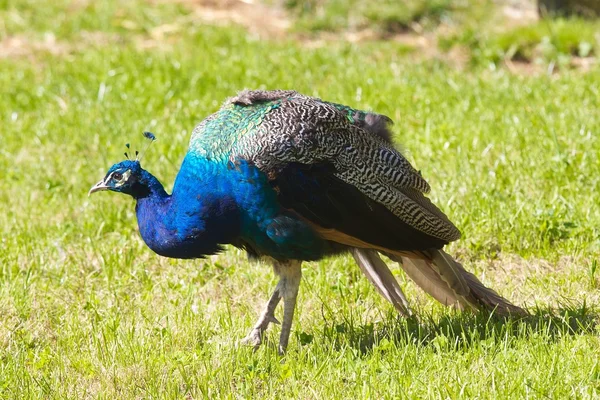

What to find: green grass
left=1, top=0, right=600, bottom=398
left=283, top=0, right=456, bottom=34
left=442, top=17, right=600, bottom=66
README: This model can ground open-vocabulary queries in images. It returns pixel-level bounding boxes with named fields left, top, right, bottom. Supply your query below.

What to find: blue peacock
left=90, top=90, right=526, bottom=353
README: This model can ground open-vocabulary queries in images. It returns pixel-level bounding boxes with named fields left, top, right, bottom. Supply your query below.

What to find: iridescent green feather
left=188, top=101, right=282, bottom=161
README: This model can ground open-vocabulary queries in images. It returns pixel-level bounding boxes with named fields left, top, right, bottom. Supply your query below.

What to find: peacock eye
left=113, top=172, right=123, bottom=181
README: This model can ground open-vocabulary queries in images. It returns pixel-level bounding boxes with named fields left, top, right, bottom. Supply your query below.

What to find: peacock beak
left=88, top=179, right=109, bottom=196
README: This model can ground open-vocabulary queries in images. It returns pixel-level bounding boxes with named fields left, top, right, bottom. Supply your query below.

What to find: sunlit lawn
left=1, top=0, right=599, bottom=398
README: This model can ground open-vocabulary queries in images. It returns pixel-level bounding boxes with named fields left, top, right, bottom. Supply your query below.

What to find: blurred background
left=3, top=0, right=600, bottom=71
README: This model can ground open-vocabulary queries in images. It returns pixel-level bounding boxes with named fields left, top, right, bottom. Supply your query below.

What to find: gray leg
left=241, top=260, right=302, bottom=354
left=275, top=260, right=302, bottom=354
left=241, top=283, right=282, bottom=349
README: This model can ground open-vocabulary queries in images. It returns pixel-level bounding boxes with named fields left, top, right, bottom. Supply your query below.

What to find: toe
left=241, top=329, right=262, bottom=349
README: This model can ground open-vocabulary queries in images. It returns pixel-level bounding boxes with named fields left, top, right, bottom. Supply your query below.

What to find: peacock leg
left=241, top=283, right=282, bottom=349
left=241, top=260, right=302, bottom=353
left=275, top=260, right=302, bottom=354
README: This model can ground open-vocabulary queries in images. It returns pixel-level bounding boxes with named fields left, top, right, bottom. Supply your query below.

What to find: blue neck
left=134, top=170, right=169, bottom=200
left=134, top=169, right=239, bottom=259
left=134, top=171, right=172, bottom=254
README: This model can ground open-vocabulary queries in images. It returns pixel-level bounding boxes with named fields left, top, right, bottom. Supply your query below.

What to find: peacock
left=90, top=90, right=526, bottom=353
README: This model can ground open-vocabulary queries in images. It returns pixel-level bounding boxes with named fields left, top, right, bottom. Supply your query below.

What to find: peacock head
left=88, top=160, right=145, bottom=197
left=89, top=132, right=156, bottom=198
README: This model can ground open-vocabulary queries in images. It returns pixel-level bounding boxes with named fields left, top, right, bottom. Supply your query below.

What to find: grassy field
left=1, top=0, right=600, bottom=398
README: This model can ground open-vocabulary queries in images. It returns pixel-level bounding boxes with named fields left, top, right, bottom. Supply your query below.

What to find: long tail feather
left=390, top=255, right=467, bottom=309
left=386, top=249, right=527, bottom=316
left=451, top=254, right=527, bottom=315
left=351, top=248, right=412, bottom=316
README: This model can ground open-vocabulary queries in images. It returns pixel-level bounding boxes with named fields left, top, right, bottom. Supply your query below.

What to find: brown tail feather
left=388, top=255, right=467, bottom=309
left=450, top=254, right=527, bottom=316
left=351, top=248, right=412, bottom=317
left=310, top=225, right=526, bottom=316
left=386, top=249, right=527, bottom=316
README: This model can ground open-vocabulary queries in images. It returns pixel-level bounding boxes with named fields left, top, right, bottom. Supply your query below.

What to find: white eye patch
left=107, top=169, right=132, bottom=187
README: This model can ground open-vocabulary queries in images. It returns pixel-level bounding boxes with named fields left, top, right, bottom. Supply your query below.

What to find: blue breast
left=155, top=154, right=327, bottom=260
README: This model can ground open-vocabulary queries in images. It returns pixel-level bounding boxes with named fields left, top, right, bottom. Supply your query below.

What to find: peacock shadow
left=296, top=303, right=598, bottom=354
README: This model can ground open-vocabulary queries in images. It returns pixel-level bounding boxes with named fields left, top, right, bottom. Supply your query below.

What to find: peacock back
left=186, top=90, right=460, bottom=251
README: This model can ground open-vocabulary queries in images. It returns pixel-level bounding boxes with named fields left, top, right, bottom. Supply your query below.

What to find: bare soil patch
left=159, top=0, right=291, bottom=38
left=0, top=33, right=71, bottom=60
left=0, top=31, right=121, bottom=61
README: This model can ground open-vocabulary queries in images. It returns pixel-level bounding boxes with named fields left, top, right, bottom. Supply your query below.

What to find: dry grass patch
left=0, top=34, right=71, bottom=59
left=153, top=0, right=292, bottom=38
left=0, top=31, right=123, bottom=61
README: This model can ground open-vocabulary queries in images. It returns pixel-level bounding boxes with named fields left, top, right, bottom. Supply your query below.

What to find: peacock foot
left=241, top=328, right=263, bottom=349
left=241, top=259, right=301, bottom=354
left=241, top=310, right=281, bottom=350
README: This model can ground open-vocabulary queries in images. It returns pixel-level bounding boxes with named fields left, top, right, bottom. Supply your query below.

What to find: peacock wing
left=226, top=90, right=460, bottom=248
left=269, top=161, right=451, bottom=251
